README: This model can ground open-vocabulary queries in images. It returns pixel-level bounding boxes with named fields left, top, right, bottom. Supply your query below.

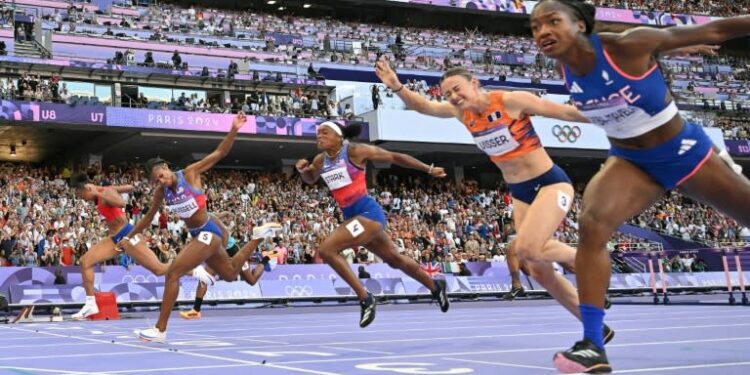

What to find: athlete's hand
left=430, top=166, right=447, bottom=178
left=295, top=159, right=310, bottom=173
left=375, top=57, right=401, bottom=90
left=232, top=112, right=247, bottom=132
left=664, top=44, right=719, bottom=57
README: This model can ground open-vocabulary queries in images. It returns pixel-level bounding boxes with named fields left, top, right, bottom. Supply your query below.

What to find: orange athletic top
left=460, top=91, right=541, bottom=163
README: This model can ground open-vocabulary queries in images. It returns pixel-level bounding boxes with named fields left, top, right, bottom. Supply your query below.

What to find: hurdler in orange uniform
left=376, top=62, right=615, bottom=345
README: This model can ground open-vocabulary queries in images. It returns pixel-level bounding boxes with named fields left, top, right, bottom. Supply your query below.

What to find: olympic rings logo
left=284, top=285, right=314, bottom=297
left=551, top=125, right=582, bottom=143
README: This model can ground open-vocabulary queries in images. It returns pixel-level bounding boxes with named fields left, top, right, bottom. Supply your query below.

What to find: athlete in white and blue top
left=124, top=114, right=282, bottom=343
left=297, top=122, right=451, bottom=328
left=531, top=1, right=750, bottom=373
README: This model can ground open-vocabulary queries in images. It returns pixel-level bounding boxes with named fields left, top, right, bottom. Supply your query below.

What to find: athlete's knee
left=150, top=265, right=167, bottom=276
left=214, top=267, right=236, bottom=281
left=383, top=253, right=406, bottom=269
left=317, top=244, right=339, bottom=261
left=527, top=263, right=555, bottom=285
left=79, top=254, right=93, bottom=269
left=578, top=208, right=617, bottom=248
left=164, top=268, right=182, bottom=283
left=513, top=235, right=545, bottom=264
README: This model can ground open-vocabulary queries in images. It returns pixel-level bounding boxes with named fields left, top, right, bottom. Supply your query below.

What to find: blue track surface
left=1, top=300, right=750, bottom=374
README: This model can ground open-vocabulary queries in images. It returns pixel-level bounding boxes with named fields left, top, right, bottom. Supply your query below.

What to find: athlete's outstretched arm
left=124, top=188, right=165, bottom=238
left=187, top=113, right=247, bottom=175
left=297, top=154, right=324, bottom=185
left=352, top=144, right=446, bottom=178
left=612, top=16, right=750, bottom=56
left=662, top=44, right=719, bottom=57
left=503, top=91, right=590, bottom=123
left=375, top=58, right=457, bottom=118
left=112, top=184, right=135, bottom=194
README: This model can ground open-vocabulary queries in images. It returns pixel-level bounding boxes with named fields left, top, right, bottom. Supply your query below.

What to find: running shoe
left=359, top=292, right=376, bottom=328
left=71, top=302, right=99, bottom=320
left=603, top=324, right=615, bottom=344
left=192, top=265, right=215, bottom=286
left=179, top=309, right=202, bottom=320
left=432, top=279, right=450, bottom=313
left=134, top=327, right=166, bottom=343
left=553, top=339, right=611, bottom=373
left=502, top=286, right=526, bottom=300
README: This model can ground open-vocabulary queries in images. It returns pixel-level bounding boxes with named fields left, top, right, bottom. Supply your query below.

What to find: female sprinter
left=529, top=1, right=750, bottom=372
left=180, top=211, right=273, bottom=320
left=69, top=174, right=213, bottom=319
left=128, top=113, right=282, bottom=342
left=296, top=122, right=449, bottom=328
left=376, top=61, right=615, bottom=342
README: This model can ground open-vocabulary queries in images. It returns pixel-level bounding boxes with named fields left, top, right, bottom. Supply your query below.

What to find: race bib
left=197, top=231, right=213, bottom=246
left=321, top=167, right=352, bottom=190
left=168, top=198, right=200, bottom=218
left=473, top=127, right=519, bottom=157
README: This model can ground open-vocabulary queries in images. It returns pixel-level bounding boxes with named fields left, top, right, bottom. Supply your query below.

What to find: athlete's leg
left=562, top=157, right=663, bottom=356
left=503, top=240, right=525, bottom=300
left=365, top=230, right=449, bottom=312
left=154, top=237, right=221, bottom=333
left=678, top=153, right=750, bottom=227
left=317, top=216, right=383, bottom=327
left=512, top=183, right=577, bottom=265
left=72, top=239, right=118, bottom=319
left=79, top=239, right=119, bottom=296
left=318, top=217, right=382, bottom=300
left=119, top=235, right=213, bottom=284
left=180, top=267, right=216, bottom=320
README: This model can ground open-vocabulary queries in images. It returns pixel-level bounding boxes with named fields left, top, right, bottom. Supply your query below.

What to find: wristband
left=428, top=163, right=434, bottom=174
left=392, top=85, right=404, bottom=93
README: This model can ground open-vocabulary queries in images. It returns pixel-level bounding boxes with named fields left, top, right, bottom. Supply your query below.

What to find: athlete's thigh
left=581, top=156, right=664, bottom=230
left=125, top=241, right=167, bottom=274
left=83, top=239, right=119, bottom=264
left=516, top=182, right=574, bottom=242
left=678, top=153, right=750, bottom=226
left=320, top=215, right=383, bottom=253
left=362, top=230, right=399, bottom=261
left=171, top=236, right=221, bottom=275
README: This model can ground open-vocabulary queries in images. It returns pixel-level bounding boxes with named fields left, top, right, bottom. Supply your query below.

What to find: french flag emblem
left=487, top=111, right=502, bottom=123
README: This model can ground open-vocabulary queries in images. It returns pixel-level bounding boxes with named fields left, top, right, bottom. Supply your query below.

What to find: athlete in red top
left=376, top=60, right=614, bottom=342
left=69, top=175, right=214, bottom=320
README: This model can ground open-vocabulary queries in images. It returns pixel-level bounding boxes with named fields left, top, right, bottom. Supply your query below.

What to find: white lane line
left=444, top=357, right=556, bottom=371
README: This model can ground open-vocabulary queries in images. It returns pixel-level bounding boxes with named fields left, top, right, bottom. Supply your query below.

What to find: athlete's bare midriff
left=493, top=148, right=555, bottom=184
left=608, top=115, right=684, bottom=150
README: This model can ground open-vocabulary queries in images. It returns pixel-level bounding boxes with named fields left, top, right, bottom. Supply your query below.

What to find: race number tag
left=557, top=190, right=572, bottom=213
left=197, top=231, right=213, bottom=245
left=129, top=234, right=141, bottom=246
left=345, top=219, right=365, bottom=238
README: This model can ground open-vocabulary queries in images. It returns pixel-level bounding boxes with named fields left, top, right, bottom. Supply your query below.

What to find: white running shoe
left=192, top=265, right=215, bottom=286
left=252, top=222, right=282, bottom=240
left=71, top=302, right=99, bottom=320
left=134, top=327, right=166, bottom=343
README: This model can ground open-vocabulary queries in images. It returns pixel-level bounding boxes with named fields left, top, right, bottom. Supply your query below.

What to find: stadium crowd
left=1, top=162, right=746, bottom=270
